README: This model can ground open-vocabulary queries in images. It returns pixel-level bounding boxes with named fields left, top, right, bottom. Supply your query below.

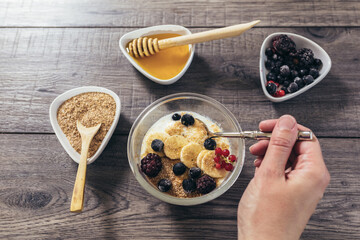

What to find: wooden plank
left=0, top=27, right=359, bottom=137
left=0, top=0, right=359, bottom=27
left=0, top=134, right=358, bottom=239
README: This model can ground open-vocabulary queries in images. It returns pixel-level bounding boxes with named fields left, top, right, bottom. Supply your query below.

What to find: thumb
left=259, top=115, right=298, bottom=178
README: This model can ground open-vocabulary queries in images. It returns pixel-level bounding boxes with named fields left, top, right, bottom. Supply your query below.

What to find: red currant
left=225, top=163, right=234, bottom=171
left=215, top=147, right=222, bottom=155
left=222, top=149, right=230, bottom=157
left=228, top=155, right=237, bottom=162
left=277, top=89, right=285, bottom=97
left=215, top=163, right=222, bottom=169
left=274, top=82, right=279, bottom=87
left=267, top=80, right=275, bottom=85
left=221, top=161, right=226, bottom=169
left=214, top=156, right=221, bottom=163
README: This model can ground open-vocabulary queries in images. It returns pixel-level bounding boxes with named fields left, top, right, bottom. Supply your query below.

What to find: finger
left=259, top=115, right=298, bottom=178
left=254, top=158, right=263, bottom=167
left=249, top=140, right=270, bottom=156
left=259, top=119, right=277, bottom=132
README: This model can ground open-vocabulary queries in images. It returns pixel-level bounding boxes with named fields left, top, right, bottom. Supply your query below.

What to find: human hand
left=237, top=115, right=330, bottom=240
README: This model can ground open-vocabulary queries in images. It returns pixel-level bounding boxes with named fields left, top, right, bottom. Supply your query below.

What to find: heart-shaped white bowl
left=260, top=32, right=332, bottom=102
left=49, top=86, right=121, bottom=164
left=119, top=25, right=195, bottom=85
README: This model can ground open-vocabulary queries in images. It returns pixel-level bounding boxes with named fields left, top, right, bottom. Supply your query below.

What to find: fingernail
left=249, top=145, right=254, bottom=152
left=278, top=115, right=296, bottom=130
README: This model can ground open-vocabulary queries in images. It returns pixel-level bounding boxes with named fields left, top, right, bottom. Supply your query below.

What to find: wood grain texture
left=0, top=0, right=359, bottom=27
left=0, top=27, right=359, bottom=137
left=0, top=134, right=359, bottom=240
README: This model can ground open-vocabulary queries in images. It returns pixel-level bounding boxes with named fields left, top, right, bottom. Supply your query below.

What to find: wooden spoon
left=70, top=121, right=101, bottom=212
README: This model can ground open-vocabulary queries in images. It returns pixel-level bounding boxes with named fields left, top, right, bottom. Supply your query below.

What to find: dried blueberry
left=173, top=162, right=187, bottom=176
left=204, top=138, right=216, bottom=150
left=181, top=114, right=195, bottom=126
left=287, top=82, right=299, bottom=93
left=294, top=77, right=305, bottom=88
left=151, top=139, right=164, bottom=152
left=172, top=113, right=181, bottom=121
left=158, top=179, right=172, bottom=192
left=309, top=68, right=319, bottom=78
left=280, top=65, right=290, bottom=77
left=189, top=167, right=202, bottom=179
left=303, top=75, right=314, bottom=84
left=266, top=82, right=277, bottom=95
left=182, top=178, right=196, bottom=193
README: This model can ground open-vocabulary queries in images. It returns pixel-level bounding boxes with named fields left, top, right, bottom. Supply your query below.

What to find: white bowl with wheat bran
left=49, top=86, right=121, bottom=164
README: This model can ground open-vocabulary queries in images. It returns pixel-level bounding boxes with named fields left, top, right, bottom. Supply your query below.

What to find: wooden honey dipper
left=127, top=20, right=261, bottom=58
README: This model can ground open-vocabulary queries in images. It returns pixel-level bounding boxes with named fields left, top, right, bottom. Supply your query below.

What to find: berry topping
left=196, top=175, right=216, bottom=194
left=222, top=149, right=230, bottom=157
left=272, top=34, right=296, bottom=55
left=173, top=162, right=187, bottom=176
left=141, top=153, right=162, bottom=177
left=182, top=178, right=196, bottom=193
left=215, top=147, right=223, bottom=155
left=309, top=68, right=319, bottom=78
left=172, top=113, right=181, bottom=121
left=266, top=82, right=277, bottom=95
left=204, top=138, right=217, bottom=150
left=189, top=167, right=202, bottom=179
left=181, top=114, right=195, bottom=126
left=303, top=75, right=314, bottom=84
left=228, top=155, right=237, bottom=162
left=158, top=179, right=172, bottom=192
left=287, top=82, right=299, bottom=93
left=279, top=65, right=290, bottom=77
left=151, top=139, right=164, bottom=152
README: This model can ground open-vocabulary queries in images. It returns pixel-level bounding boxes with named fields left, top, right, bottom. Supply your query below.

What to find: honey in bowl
left=126, top=33, right=190, bottom=80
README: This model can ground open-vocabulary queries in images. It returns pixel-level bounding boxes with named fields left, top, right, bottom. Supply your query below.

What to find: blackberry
left=141, top=153, right=162, bottom=177
left=303, top=75, right=314, bottom=84
left=295, top=48, right=314, bottom=68
left=172, top=113, right=181, bottom=121
left=173, top=162, right=187, bottom=176
left=151, top=139, right=164, bottom=152
left=272, top=34, right=296, bottom=55
left=294, top=77, right=305, bottom=88
left=287, top=82, right=299, bottom=93
left=182, top=178, right=196, bottom=193
left=280, top=65, right=290, bottom=77
left=189, top=167, right=202, bottom=179
left=309, top=68, right=319, bottom=78
left=266, top=82, right=277, bottom=95
left=266, top=72, right=277, bottom=82
left=204, top=138, right=216, bottom=150
left=181, top=114, right=195, bottom=126
left=196, top=175, right=216, bottom=194
left=158, top=179, right=172, bottom=192
left=265, top=47, right=273, bottom=57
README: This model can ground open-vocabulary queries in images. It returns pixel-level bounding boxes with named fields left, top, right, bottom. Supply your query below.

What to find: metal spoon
left=196, top=118, right=313, bottom=141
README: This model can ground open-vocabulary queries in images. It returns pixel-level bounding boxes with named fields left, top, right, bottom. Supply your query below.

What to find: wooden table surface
left=1, top=1, right=359, bottom=239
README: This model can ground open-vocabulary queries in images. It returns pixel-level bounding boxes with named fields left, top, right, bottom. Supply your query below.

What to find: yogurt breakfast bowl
left=127, top=93, right=245, bottom=206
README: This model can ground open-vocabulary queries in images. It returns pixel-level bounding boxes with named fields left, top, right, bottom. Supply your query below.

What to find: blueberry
left=158, top=179, right=172, bottom=192
left=281, top=86, right=289, bottom=94
left=173, top=162, right=187, bottom=176
left=275, top=61, right=282, bottom=69
left=299, top=69, right=308, bottom=77
left=204, top=138, right=216, bottom=150
left=294, top=77, right=305, bottom=88
left=277, top=55, right=284, bottom=63
left=287, top=82, right=299, bottom=93
left=276, top=75, right=285, bottom=84
left=266, top=82, right=277, bottom=95
left=309, top=68, right=319, bottom=78
left=313, top=58, right=322, bottom=69
left=189, top=167, right=202, bottom=179
left=266, top=72, right=277, bottom=82
left=182, top=178, right=196, bottom=193
left=181, top=114, right=195, bottom=126
left=280, top=65, right=290, bottom=77
left=172, top=113, right=181, bottom=121
left=303, top=75, right=314, bottom=84
left=151, top=139, right=164, bottom=152
left=290, top=70, right=298, bottom=79
left=265, top=47, right=273, bottom=57
left=283, top=81, right=290, bottom=87
left=265, top=60, right=274, bottom=70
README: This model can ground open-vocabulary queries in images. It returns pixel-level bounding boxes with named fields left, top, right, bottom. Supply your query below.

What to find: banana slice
left=180, top=143, right=204, bottom=168
left=196, top=150, right=209, bottom=168
left=165, top=121, right=184, bottom=136
left=201, top=151, right=227, bottom=178
left=164, top=135, right=189, bottom=159
left=143, top=132, right=170, bottom=157
left=183, top=119, right=208, bottom=144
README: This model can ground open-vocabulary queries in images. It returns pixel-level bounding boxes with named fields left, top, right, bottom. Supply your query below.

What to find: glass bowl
left=127, top=92, right=245, bottom=205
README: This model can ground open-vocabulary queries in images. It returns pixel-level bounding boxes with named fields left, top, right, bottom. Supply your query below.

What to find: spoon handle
left=212, top=130, right=313, bottom=141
